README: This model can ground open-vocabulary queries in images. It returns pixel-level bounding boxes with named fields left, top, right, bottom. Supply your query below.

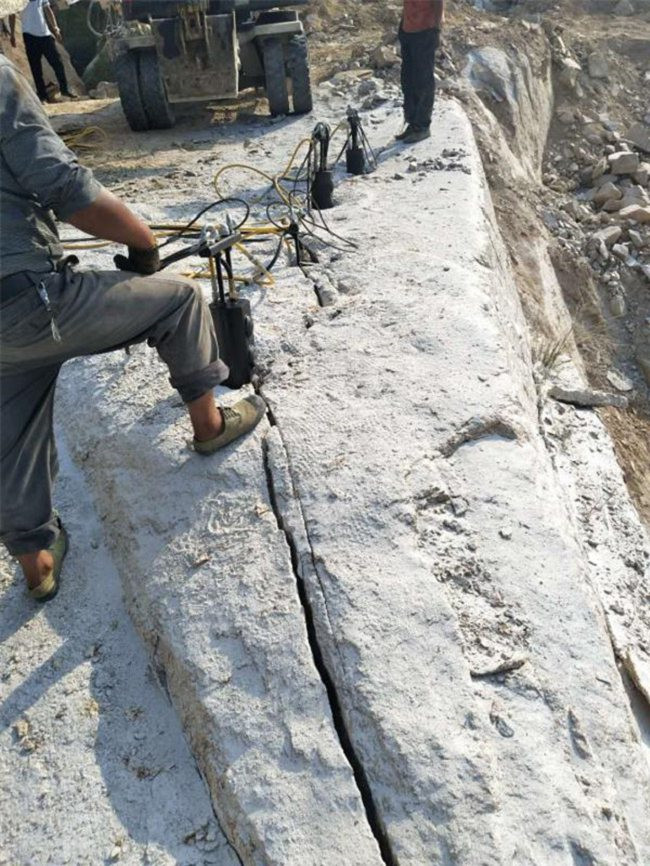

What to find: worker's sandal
left=193, top=395, right=266, bottom=455
left=29, top=519, right=69, bottom=603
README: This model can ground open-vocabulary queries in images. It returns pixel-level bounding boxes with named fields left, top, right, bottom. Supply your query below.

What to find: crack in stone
left=260, top=435, right=397, bottom=866
left=149, top=641, right=245, bottom=866
left=185, top=746, right=246, bottom=866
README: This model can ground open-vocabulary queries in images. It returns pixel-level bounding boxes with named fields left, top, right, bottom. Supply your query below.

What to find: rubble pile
left=538, top=27, right=650, bottom=385
left=543, top=140, right=650, bottom=299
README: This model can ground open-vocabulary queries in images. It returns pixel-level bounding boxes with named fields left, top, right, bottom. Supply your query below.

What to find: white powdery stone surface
left=49, top=95, right=650, bottom=865
left=58, top=362, right=382, bottom=864
left=254, top=101, right=650, bottom=864
left=0, top=437, right=239, bottom=866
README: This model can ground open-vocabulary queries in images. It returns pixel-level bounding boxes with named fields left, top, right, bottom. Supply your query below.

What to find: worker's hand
left=53, top=26, right=63, bottom=43
left=114, top=245, right=160, bottom=275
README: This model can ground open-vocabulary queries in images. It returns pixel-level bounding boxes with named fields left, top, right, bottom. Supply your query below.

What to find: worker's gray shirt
left=0, top=55, right=102, bottom=279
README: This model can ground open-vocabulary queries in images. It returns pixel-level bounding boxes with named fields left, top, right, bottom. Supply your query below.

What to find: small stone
left=90, top=81, right=119, bottom=99
left=618, top=204, right=650, bottom=223
left=337, top=278, right=362, bottom=295
left=606, top=369, right=633, bottom=392
left=108, top=844, right=123, bottom=862
left=371, top=46, right=399, bottom=69
left=593, top=181, right=622, bottom=205
left=591, top=226, right=622, bottom=247
left=317, top=286, right=338, bottom=307
left=591, top=157, right=609, bottom=181
left=628, top=229, right=645, bottom=249
left=626, top=123, right=650, bottom=153
left=608, top=151, right=640, bottom=175
left=633, top=164, right=649, bottom=186
left=584, top=125, right=605, bottom=146
left=587, top=52, right=609, bottom=79
left=611, top=243, right=629, bottom=262
left=548, top=385, right=628, bottom=409
left=609, top=294, right=626, bottom=317
left=559, top=57, right=581, bottom=88
left=613, top=0, right=635, bottom=13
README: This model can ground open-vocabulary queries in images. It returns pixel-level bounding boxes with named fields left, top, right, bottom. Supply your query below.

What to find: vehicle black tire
left=114, top=51, right=149, bottom=132
left=138, top=49, right=175, bottom=129
left=287, top=35, right=312, bottom=115
left=262, top=37, right=289, bottom=117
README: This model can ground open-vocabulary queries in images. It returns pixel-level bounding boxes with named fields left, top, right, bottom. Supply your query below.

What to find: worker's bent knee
left=141, top=275, right=229, bottom=401
left=170, top=359, right=229, bottom=404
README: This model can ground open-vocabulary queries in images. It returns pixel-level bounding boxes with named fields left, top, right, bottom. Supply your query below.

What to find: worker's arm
left=1, top=61, right=158, bottom=272
left=9, top=14, right=16, bottom=47
left=431, top=0, right=444, bottom=30
left=66, top=190, right=156, bottom=251
left=44, top=3, right=62, bottom=42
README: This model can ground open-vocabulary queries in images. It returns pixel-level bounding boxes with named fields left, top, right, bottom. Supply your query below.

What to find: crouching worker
left=397, top=0, right=444, bottom=144
left=0, top=57, right=265, bottom=602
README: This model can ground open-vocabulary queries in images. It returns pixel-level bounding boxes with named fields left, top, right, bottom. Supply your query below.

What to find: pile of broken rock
left=582, top=148, right=650, bottom=284
left=544, top=141, right=650, bottom=313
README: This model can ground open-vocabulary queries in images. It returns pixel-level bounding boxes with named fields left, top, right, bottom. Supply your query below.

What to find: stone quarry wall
left=53, top=92, right=650, bottom=865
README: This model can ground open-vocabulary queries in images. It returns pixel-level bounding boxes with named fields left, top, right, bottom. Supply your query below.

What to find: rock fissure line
left=260, top=434, right=397, bottom=866
left=150, top=637, right=247, bottom=865
left=185, top=740, right=246, bottom=866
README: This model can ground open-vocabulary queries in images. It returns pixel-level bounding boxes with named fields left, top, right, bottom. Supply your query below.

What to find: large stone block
left=54, top=97, right=650, bottom=866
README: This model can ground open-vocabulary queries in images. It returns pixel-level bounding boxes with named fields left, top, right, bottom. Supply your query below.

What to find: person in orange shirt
left=397, top=0, right=444, bottom=143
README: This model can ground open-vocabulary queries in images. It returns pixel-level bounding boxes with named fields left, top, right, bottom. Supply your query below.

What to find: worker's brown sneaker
left=194, top=395, right=266, bottom=455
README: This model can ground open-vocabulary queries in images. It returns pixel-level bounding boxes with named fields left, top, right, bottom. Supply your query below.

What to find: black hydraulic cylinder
left=346, top=147, right=365, bottom=175
left=311, top=169, right=334, bottom=210
left=210, top=297, right=255, bottom=389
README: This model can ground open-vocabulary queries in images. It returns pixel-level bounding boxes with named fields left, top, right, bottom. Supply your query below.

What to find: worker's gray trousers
left=0, top=266, right=228, bottom=556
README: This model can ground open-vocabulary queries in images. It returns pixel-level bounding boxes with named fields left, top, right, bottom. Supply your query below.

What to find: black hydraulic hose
left=158, top=243, right=201, bottom=270
left=157, top=197, right=250, bottom=248
left=264, top=231, right=288, bottom=273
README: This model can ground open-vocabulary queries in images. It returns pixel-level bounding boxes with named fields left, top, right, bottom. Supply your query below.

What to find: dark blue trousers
left=399, top=27, right=440, bottom=131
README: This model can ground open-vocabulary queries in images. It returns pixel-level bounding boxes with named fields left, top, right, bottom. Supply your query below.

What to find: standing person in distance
left=396, top=0, right=444, bottom=144
left=9, top=0, right=76, bottom=103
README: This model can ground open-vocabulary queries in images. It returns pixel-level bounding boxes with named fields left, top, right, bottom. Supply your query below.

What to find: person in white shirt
left=9, top=0, right=75, bottom=102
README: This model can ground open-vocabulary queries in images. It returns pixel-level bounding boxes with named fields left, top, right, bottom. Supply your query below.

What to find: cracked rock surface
left=2, top=85, right=649, bottom=865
